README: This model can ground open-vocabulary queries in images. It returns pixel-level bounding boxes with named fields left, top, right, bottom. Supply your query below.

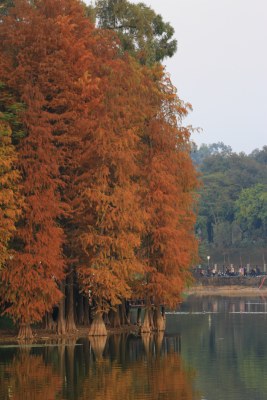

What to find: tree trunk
left=162, top=306, right=166, bottom=326
left=141, top=332, right=151, bottom=355
left=155, top=331, right=164, bottom=355
left=137, top=307, right=142, bottom=326
left=65, top=339, right=76, bottom=397
left=65, top=271, right=77, bottom=333
left=103, top=312, right=111, bottom=327
left=110, top=334, right=121, bottom=357
left=17, top=323, right=33, bottom=340
left=153, top=306, right=165, bottom=332
left=76, top=291, right=84, bottom=326
left=57, top=281, right=66, bottom=335
left=141, top=308, right=151, bottom=333
left=83, top=297, right=90, bottom=326
left=125, top=300, right=130, bottom=324
left=45, top=311, right=56, bottom=331
left=88, top=313, right=107, bottom=336
left=109, top=307, right=121, bottom=329
left=119, top=300, right=130, bottom=326
left=149, top=307, right=155, bottom=331
left=89, top=335, right=107, bottom=360
left=58, top=339, right=66, bottom=378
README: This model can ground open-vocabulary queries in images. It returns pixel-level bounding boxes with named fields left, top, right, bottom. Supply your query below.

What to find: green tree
left=235, top=184, right=267, bottom=239
left=250, top=146, right=267, bottom=165
left=95, top=0, right=177, bottom=65
left=191, top=142, right=232, bottom=166
left=197, top=148, right=267, bottom=248
left=0, top=0, right=13, bottom=17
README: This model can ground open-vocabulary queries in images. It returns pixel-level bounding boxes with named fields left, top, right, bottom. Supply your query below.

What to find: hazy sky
left=89, top=0, right=267, bottom=153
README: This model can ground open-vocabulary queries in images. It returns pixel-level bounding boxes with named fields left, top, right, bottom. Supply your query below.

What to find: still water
left=1, top=296, right=267, bottom=400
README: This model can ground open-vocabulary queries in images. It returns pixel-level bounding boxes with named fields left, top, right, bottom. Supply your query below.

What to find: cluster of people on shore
left=196, top=265, right=263, bottom=278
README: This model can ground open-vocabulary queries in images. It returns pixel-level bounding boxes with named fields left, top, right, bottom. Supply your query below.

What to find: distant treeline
left=191, top=142, right=267, bottom=262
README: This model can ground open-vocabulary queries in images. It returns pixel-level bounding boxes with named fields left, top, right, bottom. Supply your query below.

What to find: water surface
left=1, top=296, right=267, bottom=400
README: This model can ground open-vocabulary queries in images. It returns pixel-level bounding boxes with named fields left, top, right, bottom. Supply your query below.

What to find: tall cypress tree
left=0, top=0, right=95, bottom=338
left=136, top=67, right=198, bottom=332
left=74, top=51, right=149, bottom=335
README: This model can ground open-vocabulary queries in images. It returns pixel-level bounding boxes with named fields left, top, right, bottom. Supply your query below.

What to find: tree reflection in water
left=0, top=334, right=199, bottom=400
left=1, top=346, right=62, bottom=399
left=82, top=333, right=198, bottom=400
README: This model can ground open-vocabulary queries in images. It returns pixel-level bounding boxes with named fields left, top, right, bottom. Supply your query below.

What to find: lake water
left=1, top=295, right=267, bottom=400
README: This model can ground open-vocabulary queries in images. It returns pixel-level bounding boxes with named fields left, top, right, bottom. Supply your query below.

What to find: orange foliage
left=0, top=337, right=199, bottom=400
left=1, top=352, right=62, bottom=400
left=0, top=113, right=21, bottom=268
left=74, top=53, right=149, bottom=311
left=0, top=0, right=199, bottom=332
left=0, top=0, right=97, bottom=326
left=80, top=344, right=197, bottom=400
left=136, top=68, right=199, bottom=308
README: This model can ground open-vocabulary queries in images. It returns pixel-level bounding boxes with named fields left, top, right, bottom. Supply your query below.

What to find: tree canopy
left=0, top=0, right=197, bottom=338
left=95, top=0, right=177, bottom=65
left=194, top=142, right=267, bottom=261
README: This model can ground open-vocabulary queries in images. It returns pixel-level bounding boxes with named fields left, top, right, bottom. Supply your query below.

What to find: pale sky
left=89, top=0, right=267, bottom=154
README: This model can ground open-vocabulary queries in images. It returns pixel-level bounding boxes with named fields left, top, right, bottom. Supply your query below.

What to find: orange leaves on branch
left=0, top=111, right=22, bottom=269
left=0, top=0, right=97, bottom=324
left=74, top=54, right=150, bottom=307
left=137, top=66, right=198, bottom=308
left=0, top=0, right=199, bottom=328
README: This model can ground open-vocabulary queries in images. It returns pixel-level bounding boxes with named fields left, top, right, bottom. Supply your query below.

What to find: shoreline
left=0, top=325, right=140, bottom=344
left=185, top=284, right=267, bottom=297
left=1, top=284, right=267, bottom=343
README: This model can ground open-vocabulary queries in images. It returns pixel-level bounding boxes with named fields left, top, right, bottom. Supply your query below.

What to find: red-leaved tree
left=74, top=52, right=150, bottom=335
left=135, top=67, right=198, bottom=332
left=0, top=0, right=96, bottom=338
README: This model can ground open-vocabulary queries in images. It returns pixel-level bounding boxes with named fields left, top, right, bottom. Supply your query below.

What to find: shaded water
left=1, top=296, right=267, bottom=399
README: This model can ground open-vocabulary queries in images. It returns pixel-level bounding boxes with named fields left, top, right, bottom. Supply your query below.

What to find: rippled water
left=1, top=296, right=267, bottom=400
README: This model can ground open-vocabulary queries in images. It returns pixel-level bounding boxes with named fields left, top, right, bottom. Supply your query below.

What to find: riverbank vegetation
left=0, top=0, right=198, bottom=339
left=192, top=143, right=267, bottom=265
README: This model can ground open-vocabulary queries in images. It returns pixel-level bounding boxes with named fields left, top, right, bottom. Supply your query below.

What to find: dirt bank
left=185, top=285, right=267, bottom=297
left=0, top=324, right=140, bottom=344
